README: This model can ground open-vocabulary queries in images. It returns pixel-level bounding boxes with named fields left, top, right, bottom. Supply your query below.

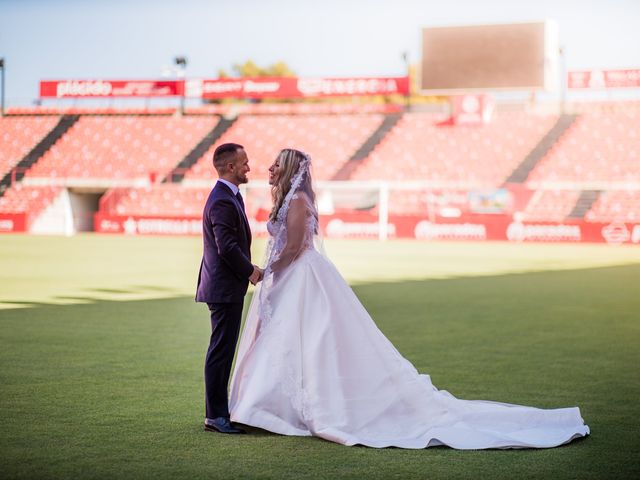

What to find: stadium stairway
left=164, top=116, right=236, bottom=183
left=504, top=113, right=579, bottom=184
left=568, top=190, right=601, bottom=219
left=0, top=114, right=80, bottom=196
left=29, top=188, right=75, bottom=235
left=331, top=113, right=403, bottom=180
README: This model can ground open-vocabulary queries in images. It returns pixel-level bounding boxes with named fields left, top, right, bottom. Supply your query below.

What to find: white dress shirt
left=217, top=178, right=239, bottom=196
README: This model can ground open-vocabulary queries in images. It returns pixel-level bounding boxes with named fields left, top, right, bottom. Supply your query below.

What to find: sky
left=1, top=0, right=639, bottom=106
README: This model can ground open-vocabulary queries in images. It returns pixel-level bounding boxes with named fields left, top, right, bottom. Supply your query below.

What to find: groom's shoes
left=204, top=417, right=246, bottom=434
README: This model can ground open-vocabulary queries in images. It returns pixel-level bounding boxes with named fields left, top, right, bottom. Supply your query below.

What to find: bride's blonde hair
left=269, top=149, right=312, bottom=222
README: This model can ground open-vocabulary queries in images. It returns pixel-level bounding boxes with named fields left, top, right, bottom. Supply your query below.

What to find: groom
left=196, top=143, right=262, bottom=434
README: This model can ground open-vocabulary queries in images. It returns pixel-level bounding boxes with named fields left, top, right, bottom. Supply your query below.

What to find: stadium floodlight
left=401, top=51, right=410, bottom=110
left=174, top=56, right=187, bottom=114
left=559, top=46, right=567, bottom=114
left=0, top=58, right=5, bottom=116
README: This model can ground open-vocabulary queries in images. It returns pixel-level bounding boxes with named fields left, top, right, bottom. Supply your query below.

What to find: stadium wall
left=90, top=211, right=640, bottom=245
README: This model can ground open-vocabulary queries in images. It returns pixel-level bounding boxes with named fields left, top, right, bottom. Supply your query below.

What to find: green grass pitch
left=1, top=234, right=639, bottom=479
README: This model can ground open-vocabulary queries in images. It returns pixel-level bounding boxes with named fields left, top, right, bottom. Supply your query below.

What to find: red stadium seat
left=585, top=190, right=640, bottom=222
left=527, top=110, right=640, bottom=186
left=0, top=184, right=62, bottom=216
left=99, top=184, right=272, bottom=220
left=184, top=114, right=385, bottom=181
left=0, top=116, right=59, bottom=178
left=101, top=184, right=210, bottom=217
left=351, top=112, right=558, bottom=187
left=26, top=116, right=218, bottom=181
left=519, top=189, right=581, bottom=222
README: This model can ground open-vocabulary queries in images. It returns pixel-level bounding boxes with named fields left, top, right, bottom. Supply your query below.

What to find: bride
left=229, top=149, right=589, bottom=449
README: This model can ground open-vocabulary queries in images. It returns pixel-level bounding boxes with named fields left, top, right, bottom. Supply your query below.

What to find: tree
left=264, top=61, right=296, bottom=77
left=231, top=60, right=296, bottom=78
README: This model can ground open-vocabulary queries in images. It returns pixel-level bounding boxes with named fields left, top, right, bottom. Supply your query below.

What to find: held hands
left=249, top=265, right=264, bottom=285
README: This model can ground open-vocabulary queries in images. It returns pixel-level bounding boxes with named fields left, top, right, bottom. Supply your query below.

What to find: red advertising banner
left=191, top=77, right=409, bottom=99
left=93, top=212, right=640, bottom=245
left=186, top=77, right=409, bottom=99
left=189, top=78, right=296, bottom=99
left=0, top=213, right=27, bottom=233
left=41, top=77, right=409, bottom=99
left=317, top=214, right=639, bottom=245
left=40, top=80, right=184, bottom=98
left=94, top=213, right=201, bottom=235
left=568, top=69, right=640, bottom=89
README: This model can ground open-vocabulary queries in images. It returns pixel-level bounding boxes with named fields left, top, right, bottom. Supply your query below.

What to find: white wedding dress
left=229, top=189, right=589, bottom=449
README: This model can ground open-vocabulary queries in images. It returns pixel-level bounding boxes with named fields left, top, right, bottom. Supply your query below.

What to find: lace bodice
left=265, top=192, right=317, bottom=273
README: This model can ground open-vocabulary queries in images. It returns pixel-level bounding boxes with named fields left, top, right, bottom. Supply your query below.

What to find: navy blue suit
left=196, top=181, right=253, bottom=419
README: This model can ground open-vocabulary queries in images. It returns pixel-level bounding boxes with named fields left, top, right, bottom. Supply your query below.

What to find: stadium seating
left=100, top=184, right=273, bottom=219
left=519, top=189, right=581, bottom=222
left=100, top=185, right=210, bottom=217
left=6, top=104, right=400, bottom=116
left=386, top=191, right=428, bottom=215
left=0, top=184, right=62, bottom=215
left=184, top=114, right=385, bottom=181
left=0, top=116, right=59, bottom=178
left=384, top=189, right=469, bottom=216
left=351, top=112, right=558, bottom=187
left=585, top=190, right=640, bottom=222
left=2, top=105, right=639, bottom=231
left=27, top=116, right=218, bottom=180
left=527, top=110, right=640, bottom=186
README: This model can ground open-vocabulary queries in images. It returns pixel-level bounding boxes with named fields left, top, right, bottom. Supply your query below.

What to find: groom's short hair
left=213, top=143, right=244, bottom=172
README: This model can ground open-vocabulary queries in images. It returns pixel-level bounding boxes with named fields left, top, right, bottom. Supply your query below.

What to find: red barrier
left=94, top=213, right=201, bottom=235
left=317, top=212, right=640, bottom=244
left=93, top=212, right=640, bottom=245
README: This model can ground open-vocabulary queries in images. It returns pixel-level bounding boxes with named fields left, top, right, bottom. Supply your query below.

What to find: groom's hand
left=249, top=265, right=262, bottom=285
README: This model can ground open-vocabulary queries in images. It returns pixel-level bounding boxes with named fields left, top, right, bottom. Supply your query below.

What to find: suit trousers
left=204, top=302, right=243, bottom=419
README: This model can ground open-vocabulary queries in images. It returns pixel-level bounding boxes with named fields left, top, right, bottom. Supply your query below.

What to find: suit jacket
left=196, top=181, right=253, bottom=303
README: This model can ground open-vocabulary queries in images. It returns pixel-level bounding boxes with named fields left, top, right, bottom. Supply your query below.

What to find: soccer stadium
left=1, top=2, right=639, bottom=479
left=1, top=91, right=639, bottom=241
